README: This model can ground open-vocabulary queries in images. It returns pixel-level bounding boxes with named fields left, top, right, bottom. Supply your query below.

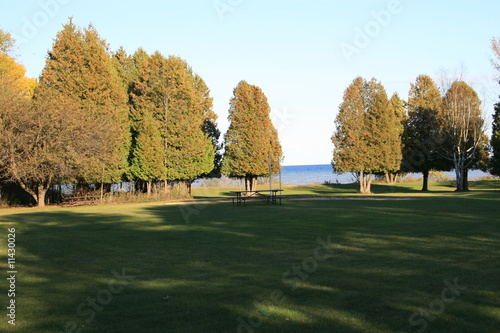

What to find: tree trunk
left=17, top=181, right=49, bottom=207
left=392, top=173, right=397, bottom=184
left=358, top=172, right=372, bottom=194
left=462, top=168, right=469, bottom=191
left=421, top=169, right=429, bottom=191
left=134, top=180, right=140, bottom=193
left=455, top=168, right=464, bottom=191
left=454, top=153, right=467, bottom=192
left=358, top=172, right=363, bottom=193
left=36, top=185, right=48, bottom=207
left=385, top=172, right=397, bottom=184
left=177, top=180, right=191, bottom=198
left=457, top=168, right=469, bottom=191
left=245, top=176, right=255, bottom=192
left=146, top=181, right=152, bottom=197
left=102, top=183, right=112, bottom=193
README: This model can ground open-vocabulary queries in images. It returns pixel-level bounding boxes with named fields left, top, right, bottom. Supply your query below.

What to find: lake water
left=58, top=164, right=492, bottom=193
left=280, top=164, right=492, bottom=185
left=195, top=164, right=491, bottom=187
left=280, top=164, right=350, bottom=185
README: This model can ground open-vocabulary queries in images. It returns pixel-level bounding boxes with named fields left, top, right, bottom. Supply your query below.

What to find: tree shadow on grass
left=303, top=181, right=499, bottom=199
left=0, top=199, right=498, bottom=332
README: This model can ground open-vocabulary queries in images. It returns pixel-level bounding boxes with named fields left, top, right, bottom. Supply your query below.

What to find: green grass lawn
left=0, top=181, right=499, bottom=332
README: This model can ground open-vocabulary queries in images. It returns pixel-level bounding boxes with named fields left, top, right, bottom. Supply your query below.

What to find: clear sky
left=1, top=0, right=499, bottom=165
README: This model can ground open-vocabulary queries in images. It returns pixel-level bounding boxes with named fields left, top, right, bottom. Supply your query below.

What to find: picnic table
left=62, top=194, right=101, bottom=206
left=230, top=189, right=284, bottom=206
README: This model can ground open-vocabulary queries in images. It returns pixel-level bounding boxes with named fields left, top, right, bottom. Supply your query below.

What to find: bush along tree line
left=0, top=21, right=282, bottom=207
left=332, top=74, right=490, bottom=194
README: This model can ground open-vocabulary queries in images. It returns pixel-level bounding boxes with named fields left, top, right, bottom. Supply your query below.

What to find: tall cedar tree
left=37, top=20, right=130, bottom=186
left=112, top=47, right=140, bottom=94
left=403, top=75, right=450, bottom=191
left=129, top=112, right=167, bottom=196
left=111, top=47, right=145, bottom=191
left=195, top=74, right=223, bottom=178
left=332, top=77, right=400, bottom=194
left=332, top=77, right=365, bottom=184
left=131, top=52, right=215, bottom=195
left=162, top=56, right=215, bottom=190
left=385, top=93, right=406, bottom=183
left=222, top=81, right=282, bottom=192
left=441, top=81, right=485, bottom=191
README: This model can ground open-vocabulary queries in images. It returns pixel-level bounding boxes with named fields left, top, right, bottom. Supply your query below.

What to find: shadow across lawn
left=291, top=182, right=432, bottom=198
left=300, top=180, right=500, bottom=199
left=0, top=196, right=498, bottom=332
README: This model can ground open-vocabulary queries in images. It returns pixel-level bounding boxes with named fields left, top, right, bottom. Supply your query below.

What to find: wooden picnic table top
left=230, top=189, right=285, bottom=206
left=230, top=189, right=283, bottom=194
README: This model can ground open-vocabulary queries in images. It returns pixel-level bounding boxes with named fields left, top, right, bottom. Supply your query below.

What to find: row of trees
left=0, top=21, right=282, bottom=207
left=332, top=74, right=489, bottom=194
left=3, top=21, right=498, bottom=204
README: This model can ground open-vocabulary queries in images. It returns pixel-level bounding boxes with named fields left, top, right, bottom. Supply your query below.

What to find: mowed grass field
left=0, top=181, right=499, bottom=332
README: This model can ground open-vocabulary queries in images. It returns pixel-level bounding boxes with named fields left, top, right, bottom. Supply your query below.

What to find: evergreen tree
left=385, top=93, right=406, bottom=183
left=129, top=112, right=167, bottom=196
left=491, top=101, right=500, bottom=176
left=333, top=78, right=401, bottom=193
left=195, top=74, right=223, bottom=178
left=222, top=81, right=282, bottom=192
left=162, top=56, right=214, bottom=191
left=332, top=79, right=364, bottom=167
left=37, top=19, right=130, bottom=186
left=112, top=47, right=139, bottom=93
left=111, top=47, right=145, bottom=189
left=403, top=75, right=449, bottom=191
left=131, top=52, right=216, bottom=195
left=366, top=79, right=402, bottom=175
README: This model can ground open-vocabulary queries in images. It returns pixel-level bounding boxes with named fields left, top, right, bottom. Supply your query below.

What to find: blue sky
left=2, top=0, right=499, bottom=165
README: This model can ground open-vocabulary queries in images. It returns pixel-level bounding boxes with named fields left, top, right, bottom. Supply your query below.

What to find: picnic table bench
left=230, top=190, right=284, bottom=206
